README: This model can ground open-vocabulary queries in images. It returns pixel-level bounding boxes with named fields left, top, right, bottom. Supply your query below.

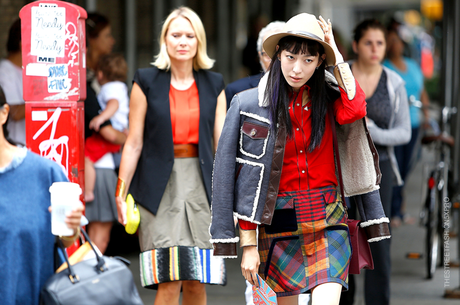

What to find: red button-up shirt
left=239, top=80, right=366, bottom=230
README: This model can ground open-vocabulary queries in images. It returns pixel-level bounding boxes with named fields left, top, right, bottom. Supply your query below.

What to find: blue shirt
left=383, top=58, right=424, bottom=128
left=0, top=149, right=67, bottom=305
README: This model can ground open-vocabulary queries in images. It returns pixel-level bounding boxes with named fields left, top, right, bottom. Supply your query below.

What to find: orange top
left=169, top=82, right=200, bottom=144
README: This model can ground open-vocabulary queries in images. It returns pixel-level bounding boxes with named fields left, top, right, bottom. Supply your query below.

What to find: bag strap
left=327, top=105, right=348, bottom=212
left=57, top=238, right=80, bottom=283
left=57, top=227, right=108, bottom=283
left=80, top=228, right=107, bottom=272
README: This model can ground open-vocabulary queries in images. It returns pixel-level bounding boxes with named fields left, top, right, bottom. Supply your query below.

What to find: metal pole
left=173, top=0, right=185, bottom=8
left=125, top=0, right=137, bottom=89
left=217, top=0, right=230, bottom=82
left=153, top=0, right=164, bottom=57
left=85, top=0, right=97, bottom=12
left=443, top=0, right=460, bottom=298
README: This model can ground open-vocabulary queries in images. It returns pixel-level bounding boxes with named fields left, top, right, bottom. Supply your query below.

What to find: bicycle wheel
left=425, top=176, right=439, bottom=279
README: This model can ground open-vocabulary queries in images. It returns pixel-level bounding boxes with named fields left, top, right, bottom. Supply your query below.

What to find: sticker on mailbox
left=31, top=6, right=66, bottom=58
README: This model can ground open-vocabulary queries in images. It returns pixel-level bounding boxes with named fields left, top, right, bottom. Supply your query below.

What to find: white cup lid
left=49, top=182, right=82, bottom=195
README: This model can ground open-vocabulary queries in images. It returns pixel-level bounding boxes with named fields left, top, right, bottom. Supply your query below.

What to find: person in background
left=84, top=13, right=127, bottom=254
left=225, top=21, right=285, bottom=109
left=0, top=85, right=84, bottom=305
left=0, top=19, right=25, bottom=146
left=85, top=53, right=129, bottom=203
left=211, top=13, right=390, bottom=305
left=242, top=15, right=269, bottom=76
left=383, top=27, right=430, bottom=227
left=343, top=19, right=411, bottom=305
left=115, top=7, right=227, bottom=305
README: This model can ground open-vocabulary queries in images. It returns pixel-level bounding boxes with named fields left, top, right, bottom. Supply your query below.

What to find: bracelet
left=115, top=177, right=126, bottom=198
left=60, top=227, right=80, bottom=242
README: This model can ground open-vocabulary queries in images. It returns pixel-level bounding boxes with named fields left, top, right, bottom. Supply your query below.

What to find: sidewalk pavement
left=125, top=146, right=459, bottom=304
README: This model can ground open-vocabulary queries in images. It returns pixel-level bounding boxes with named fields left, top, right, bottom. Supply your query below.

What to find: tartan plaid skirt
left=258, top=185, right=351, bottom=297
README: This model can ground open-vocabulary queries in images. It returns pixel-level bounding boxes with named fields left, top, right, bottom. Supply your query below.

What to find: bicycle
left=419, top=104, right=457, bottom=279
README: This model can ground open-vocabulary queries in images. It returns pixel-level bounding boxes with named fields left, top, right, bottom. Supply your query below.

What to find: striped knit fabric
left=258, top=186, right=351, bottom=297
left=139, top=246, right=226, bottom=289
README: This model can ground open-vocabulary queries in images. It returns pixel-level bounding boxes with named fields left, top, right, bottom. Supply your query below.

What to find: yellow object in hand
left=125, top=194, right=140, bottom=234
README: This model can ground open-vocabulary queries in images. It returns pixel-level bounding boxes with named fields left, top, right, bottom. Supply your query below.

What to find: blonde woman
left=115, top=7, right=226, bottom=305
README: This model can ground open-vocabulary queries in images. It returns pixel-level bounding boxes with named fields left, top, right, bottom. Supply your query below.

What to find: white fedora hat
left=263, top=13, right=336, bottom=66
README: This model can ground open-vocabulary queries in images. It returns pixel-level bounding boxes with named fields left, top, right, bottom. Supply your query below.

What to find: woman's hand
left=115, top=196, right=127, bottom=225
left=318, top=16, right=344, bottom=64
left=65, top=204, right=85, bottom=231
left=48, top=204, right=84, bottom=233
left=241, top=246, right=260, bottom=287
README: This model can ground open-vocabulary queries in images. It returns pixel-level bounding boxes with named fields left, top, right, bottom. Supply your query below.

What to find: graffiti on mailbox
left=47, top=64, right=71, bottom=93
left=33, top=107, right=69, bottom=175
left=65, top=21, right=80, bottom=68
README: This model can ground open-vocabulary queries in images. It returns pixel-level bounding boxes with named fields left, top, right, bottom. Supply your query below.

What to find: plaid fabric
left=258, top=186, right=350, bottom=297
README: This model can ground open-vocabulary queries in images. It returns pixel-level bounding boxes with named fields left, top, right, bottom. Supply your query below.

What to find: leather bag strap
left=327, top=105, right=348, bottom=212
left=57, top=227, right=108, bottom=283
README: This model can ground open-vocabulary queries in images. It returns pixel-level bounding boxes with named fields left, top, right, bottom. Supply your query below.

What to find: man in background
left=225, top=21, right=285, bottom=109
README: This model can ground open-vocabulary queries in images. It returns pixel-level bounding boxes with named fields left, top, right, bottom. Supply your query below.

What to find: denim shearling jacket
left=210, top=72, right=391, bottom=258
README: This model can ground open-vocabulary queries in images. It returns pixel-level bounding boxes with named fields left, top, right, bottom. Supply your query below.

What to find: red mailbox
left=20, top=1, right=86, bottom=194
left=20, top=1, right=87, bottom=253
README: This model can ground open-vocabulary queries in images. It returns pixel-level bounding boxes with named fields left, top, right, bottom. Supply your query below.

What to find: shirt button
left=288, top=107, right=291, bottom=109
left=300, top=150, right=303, bottom=153
left=301, top=170, right=305, bottom=174
left=296, top=103, right=300, bottom=106
left=296, top=128, right=299, bottom=131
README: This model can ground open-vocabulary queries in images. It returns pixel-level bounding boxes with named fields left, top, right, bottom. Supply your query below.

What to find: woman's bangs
left=280, top=36, right=322, bottom=56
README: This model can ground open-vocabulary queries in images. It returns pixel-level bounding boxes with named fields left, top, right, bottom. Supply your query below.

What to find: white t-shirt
left=0, top=59, right=25, bottom=145
left=97, top=81, right=129, bottom=131
left=94, top=152, right=115, bottom=169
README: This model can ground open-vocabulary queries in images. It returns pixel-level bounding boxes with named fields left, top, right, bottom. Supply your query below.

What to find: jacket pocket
left=265, top=197, right=297, bottom=234
left=234, top=158, right=264, bottom=220
left=239, top=121, right=270, bottom=159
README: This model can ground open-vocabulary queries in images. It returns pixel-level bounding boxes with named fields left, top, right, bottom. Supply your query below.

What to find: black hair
left=353, top=19, right=386, bottom=43
left=6, top=18, right=21, bottom=53
left=265, top=36, right=340, bottom=152
left=0, top=85, right=14, bottom=145
left=86, top=13, right=110, bottom=41
left=385, top=27, right=410, bottom=58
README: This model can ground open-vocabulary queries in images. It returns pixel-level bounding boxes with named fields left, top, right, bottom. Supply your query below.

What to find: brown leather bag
left=328, top=106, right=374, bottom=275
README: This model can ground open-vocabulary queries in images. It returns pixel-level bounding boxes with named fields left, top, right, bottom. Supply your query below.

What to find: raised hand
left=318, top=16, right=343, bottom=64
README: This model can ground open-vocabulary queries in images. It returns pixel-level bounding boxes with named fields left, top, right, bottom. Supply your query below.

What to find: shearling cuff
left=213, top=243, right=238, bottom=258
left=239, top=229, right=257, bottom=247
left=334, top=62, right=356, bottom=100
left=364, top=222, right=391, bottom=243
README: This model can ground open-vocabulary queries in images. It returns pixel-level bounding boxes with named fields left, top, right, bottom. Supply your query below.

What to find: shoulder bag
left=40, top=228, right=144, bottom=305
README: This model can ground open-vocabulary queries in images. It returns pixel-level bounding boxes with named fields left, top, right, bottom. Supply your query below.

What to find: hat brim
left=263, top=32, right=336, bottom=66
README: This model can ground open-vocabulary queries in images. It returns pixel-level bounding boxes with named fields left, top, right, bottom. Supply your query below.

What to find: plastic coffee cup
left=49, top=182, right=82, bottom=236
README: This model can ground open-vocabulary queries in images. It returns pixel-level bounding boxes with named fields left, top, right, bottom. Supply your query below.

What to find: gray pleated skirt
left=137, top=157, right=226, bottom=289
left=85, top=168, right=118, bottom=223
